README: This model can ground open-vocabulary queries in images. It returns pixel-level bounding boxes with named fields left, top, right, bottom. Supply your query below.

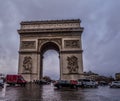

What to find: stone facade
left=18, top=19, right=84, bottom=81
left=115, top=73, right=120, bottom=80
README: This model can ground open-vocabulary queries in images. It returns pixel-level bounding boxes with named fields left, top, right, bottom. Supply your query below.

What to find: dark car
left=110, top=81, right=120, bottom=88
left=0, top=79, right=4, bottom=88
left=39, top=80, right=49, bottom=85
left=54, top=80, right=78, bottom=89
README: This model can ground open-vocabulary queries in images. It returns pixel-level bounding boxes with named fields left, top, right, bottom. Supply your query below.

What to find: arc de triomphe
left=18, top=19, right=84, bottom=81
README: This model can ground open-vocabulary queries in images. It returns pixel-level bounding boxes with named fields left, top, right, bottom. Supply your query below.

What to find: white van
left=78, top=79, right=98, bottom=88
left=110, top=81, right=120, bottom=88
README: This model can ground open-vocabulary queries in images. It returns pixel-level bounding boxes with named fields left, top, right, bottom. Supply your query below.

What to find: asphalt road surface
left=0, top=83, right=120, bottom=101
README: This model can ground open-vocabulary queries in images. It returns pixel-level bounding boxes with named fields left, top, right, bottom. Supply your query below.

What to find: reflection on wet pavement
left=0, top=83, right=120, bottom=101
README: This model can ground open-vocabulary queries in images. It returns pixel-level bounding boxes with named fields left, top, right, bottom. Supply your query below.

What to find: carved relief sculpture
left=23, top=56, right=32, bottom=73
left=39, top=38, right=62, bottom=46
left=67, top=56, right=79, bottom=73
left=21, top=41, right=36, bottom=49
left=64, top=40, right=80, bottom=48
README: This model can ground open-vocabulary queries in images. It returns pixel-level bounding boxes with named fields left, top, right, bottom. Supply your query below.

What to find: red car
left=6, top=75, right=27, bottom=86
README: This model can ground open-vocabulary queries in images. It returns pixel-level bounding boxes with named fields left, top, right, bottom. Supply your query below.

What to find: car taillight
left=70, top=80, right=78, bottom=84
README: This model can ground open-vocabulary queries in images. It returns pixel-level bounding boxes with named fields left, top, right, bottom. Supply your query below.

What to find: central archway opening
left=40, top=42, right=60, bottom=80
left=43, top=50, right=60, bottom=80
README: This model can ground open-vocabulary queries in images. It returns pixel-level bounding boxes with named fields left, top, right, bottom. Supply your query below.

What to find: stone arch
left=39, top=41, right=61, bottom=54
left=39, top=42, right=60, bottom=79
left=18, top=19, right=84, bottom=81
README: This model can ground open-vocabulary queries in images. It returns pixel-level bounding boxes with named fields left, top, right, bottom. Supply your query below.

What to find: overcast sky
left=0, top=0, right=120, bottom=79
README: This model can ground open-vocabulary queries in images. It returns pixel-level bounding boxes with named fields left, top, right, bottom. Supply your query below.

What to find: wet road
left=0, top=83, right=120, bottom=101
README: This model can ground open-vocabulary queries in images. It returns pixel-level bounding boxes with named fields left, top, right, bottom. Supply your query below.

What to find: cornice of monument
left=20, top=19, right=81, bottom=25
left=60, top=50, right=83, bottom=54
left=18, top=28, right=84, bottom=34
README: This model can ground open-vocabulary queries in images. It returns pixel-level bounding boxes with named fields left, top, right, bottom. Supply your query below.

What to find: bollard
left=1, top=83, right=6, bottom=98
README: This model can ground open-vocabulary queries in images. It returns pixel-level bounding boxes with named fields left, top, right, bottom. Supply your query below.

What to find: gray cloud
left=82, top=1, right=120, bottom=76
left=0, top=0, right=120, bottom=78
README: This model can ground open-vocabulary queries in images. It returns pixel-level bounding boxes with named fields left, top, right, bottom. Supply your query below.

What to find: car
left=98, top=81, right=108, bottom=86
left=77, top=79, right=98, bottom=88
left=6, top=74, right=27, bottom=86
left=39, top=80, right=50, bottom=85
left=110, top=81, right=120, bottom=88
left=0, top=79, right=4, bottom=88
left=54, top=80, right=78, bottom=89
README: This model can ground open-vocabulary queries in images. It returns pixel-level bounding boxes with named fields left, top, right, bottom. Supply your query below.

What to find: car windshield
left=58, top=80, right=69, bottom=83
left=83, top=79, right=90, bottom=82
left=78, top=79, right=91, bottom=82
left=113, top=81, right=120, bottom=83
left=19, top=77, right=25, bottom=81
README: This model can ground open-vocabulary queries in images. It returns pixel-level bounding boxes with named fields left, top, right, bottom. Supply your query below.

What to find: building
left=115, top=73, right=120, bottom=80
left=83, top=71, right=99, bottom=80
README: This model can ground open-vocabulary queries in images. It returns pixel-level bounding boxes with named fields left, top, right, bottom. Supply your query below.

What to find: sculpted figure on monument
left=23, top=56, right=32, bottom=73
left=67, top=56, right=79, bottom=73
